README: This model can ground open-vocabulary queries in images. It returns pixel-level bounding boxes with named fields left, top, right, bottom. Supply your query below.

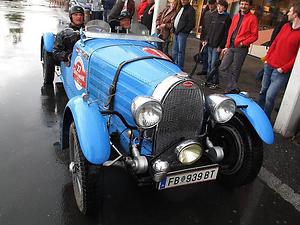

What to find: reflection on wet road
left=0, top=1, right=299, bottom=225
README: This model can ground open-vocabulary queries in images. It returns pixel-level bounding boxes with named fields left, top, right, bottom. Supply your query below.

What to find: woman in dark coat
left=156, top=0, right=178, bottom=54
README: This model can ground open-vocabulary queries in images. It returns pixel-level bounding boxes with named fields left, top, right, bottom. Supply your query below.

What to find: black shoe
left=201, top=81, right=209, bottom=87
left=197, top=71, right=207, bottom=75
left=225, top=88, right=240, bottom=94
left=208, top=84, right=219, bottom=90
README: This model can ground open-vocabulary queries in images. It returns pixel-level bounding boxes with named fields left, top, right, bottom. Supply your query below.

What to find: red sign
left=143, top=47, right=171, bottom=60
left=73, top=57, right=86, bottom=89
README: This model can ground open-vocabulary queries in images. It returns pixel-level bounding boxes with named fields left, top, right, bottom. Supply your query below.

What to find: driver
left=53, top=5, right=85, bottom=65
left=108, top=10, right=132, bottom=33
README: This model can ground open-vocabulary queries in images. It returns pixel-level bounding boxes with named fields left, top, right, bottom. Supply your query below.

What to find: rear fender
left=62, top=96, right=110, bottom=165
left=226, top=94, right=274, bottom=144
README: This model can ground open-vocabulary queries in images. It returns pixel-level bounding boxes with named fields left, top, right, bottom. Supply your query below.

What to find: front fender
left=227, top=94, right=274, bottom=144
left=42, top=32, right=55, bottom=53
left=64, top=96, right=110, bottom=165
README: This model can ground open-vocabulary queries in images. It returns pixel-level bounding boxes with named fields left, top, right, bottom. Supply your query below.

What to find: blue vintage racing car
left=40, top=20, right=274, bottom=215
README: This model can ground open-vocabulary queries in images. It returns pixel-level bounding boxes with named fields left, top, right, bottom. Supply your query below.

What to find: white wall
left=274, top=49, right=300, bottom=137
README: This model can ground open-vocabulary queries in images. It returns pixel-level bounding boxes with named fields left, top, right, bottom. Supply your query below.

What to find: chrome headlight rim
left=131, top=96, right=163, bottom=129
left=206, top=94, right=236, bottom=123
left=175, top=140, right=202, bottom=165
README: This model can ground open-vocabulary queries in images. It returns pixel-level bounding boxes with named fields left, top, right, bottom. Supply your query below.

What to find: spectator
left=255, top=12, right=288, bottom=81
left=203, top=0, right=231, bottom=89
left=91, top=0, right=102, bottom=20
left=269, top=12, right=289, bottom=46
left=172, top=0, right=195, bottom=70
left=156, top=0, right=178, bottom=54
left=197, top=0, right=217, bottom=75
left=108, top=0, right=135, bottom=23
left=137, top=0, right=148, bottom=22
left=53, top=5, right=84, bottom=66
left=258, top=2, right=300, bottom=118
left=141, top=0, right=155, bottom=31
left=218, top=0, right=258, bottom=94
left=103, top=0, right=116, bottom=22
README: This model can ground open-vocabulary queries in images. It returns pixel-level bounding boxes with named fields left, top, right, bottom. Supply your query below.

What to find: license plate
left=158, top=165, right=219, bottom=190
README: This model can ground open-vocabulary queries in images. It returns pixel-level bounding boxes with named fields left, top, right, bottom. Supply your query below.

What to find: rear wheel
left=69, top=122, right=103, bottom=215
left=209, top=113, right=263, bottom=187
left=42, top=49, right=55, bottom=85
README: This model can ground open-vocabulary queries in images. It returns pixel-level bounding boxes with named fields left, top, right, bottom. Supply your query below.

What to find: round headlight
left=206, top=94, right=236, bottom=123
left=131, top=96, right=163, bottom=129
left=175, top=140, right=202, bottom=165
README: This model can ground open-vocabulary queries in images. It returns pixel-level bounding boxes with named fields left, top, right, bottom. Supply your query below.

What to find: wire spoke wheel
left=69, top=122, right=103, bottom=215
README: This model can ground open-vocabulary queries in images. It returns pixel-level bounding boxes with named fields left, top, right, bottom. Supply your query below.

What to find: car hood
left=85, top=38, right=182, bottom=92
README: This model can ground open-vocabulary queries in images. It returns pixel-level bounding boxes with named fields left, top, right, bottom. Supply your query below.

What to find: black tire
left=209, top=113, right=263, bottom=187
left=42, top=49, right=55, bottom=85
left=69, top=122, right=103, bottom=215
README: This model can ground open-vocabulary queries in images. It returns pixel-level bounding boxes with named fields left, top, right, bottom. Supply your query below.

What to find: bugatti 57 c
left=40, top=20, right=274, bottom=215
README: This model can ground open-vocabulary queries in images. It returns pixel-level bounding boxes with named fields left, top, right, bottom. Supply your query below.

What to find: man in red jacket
left=218, top=0, right=258, bottom=93
left=258, top=2, right=300, bottom=119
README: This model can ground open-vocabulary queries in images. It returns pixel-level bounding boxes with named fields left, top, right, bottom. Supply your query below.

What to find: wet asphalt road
left=0, top=1, right=300, bottom=225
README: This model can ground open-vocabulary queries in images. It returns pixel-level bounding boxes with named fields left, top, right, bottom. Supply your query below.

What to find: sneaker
left=225, top=88, right=241, bottom=94
left=197, top=71, right=207, bottom=75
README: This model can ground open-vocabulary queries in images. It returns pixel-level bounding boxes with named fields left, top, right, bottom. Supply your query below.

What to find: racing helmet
left=69, top=5, right=84, bottom=19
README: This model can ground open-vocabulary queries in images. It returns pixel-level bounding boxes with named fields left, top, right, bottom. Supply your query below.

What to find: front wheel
left=69, top=122, right=103, bottom=215
left=209, top=113, right=263, bottom=187
left=42, top=49, right=55, bottom=85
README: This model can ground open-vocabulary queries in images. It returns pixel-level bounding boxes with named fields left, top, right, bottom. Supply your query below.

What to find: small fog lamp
left=175, top=140, right=202, bottom=165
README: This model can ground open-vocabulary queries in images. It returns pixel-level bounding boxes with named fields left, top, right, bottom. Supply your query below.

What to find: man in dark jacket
left=103, top=0, right=116, bottom=22
left=108, top=0, right=135, bottom=23
left=197, top=0, right=217, bottom=75
left=53, top=5, right=85, bottom=65
left=204, top=0, right=231, bottom=89
left=172, top=0, right=195, bottom=70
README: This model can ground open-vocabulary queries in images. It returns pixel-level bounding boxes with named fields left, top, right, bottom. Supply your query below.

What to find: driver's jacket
left=53, top=23, right=84, bottom=62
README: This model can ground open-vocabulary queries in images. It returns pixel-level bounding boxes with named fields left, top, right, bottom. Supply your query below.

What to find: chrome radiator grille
left=153, top=81, right=204, bottom=155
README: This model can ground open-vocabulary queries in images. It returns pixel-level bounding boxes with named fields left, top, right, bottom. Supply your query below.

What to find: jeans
left=172, top=32, right=189, bottom=70
left=202, top=44, right=208, bottom=72
left=207, top=47, right=220, bottom=84
left=258, top=63, right=290, bottom=118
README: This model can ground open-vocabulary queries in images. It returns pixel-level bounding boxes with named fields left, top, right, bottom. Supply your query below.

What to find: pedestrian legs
left=258, top=63, right=273, bottom=109
left=219, top=48, right=234, bottom=88
left=258, top=63, right=290, bottom=118
left=207, top=47, right=220, bottom=84
left=172, top=34, right=179, bottom=66
left=207, top=46, right=213, bottom=73
left=231, top=48, right=248, bottom=82
left=172, top=33, right=188, bottom=70
left=219, top=47, right=248, bottom=92
left=202, top=44, right=208, bottom=73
